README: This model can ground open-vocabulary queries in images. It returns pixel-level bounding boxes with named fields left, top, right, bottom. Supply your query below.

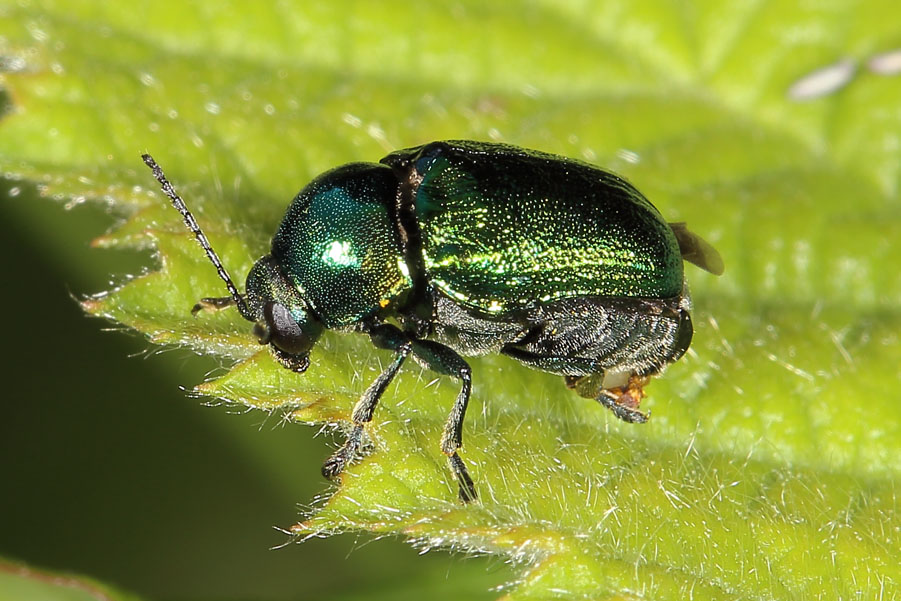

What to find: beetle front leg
left=191, top=295, right=237, bottom=316
left=321, top=325, right=411, bottom=480
left=409, top=339, right=477, bottom=503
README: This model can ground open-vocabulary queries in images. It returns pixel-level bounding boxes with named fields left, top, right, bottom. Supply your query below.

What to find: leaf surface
left=2, top=1, right=899, bottom=599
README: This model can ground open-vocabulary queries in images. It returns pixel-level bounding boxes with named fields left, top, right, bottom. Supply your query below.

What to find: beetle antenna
left=141, top=153, right=249, bottom=317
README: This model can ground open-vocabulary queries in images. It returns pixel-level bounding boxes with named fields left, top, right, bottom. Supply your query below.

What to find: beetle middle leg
left=407, top=338, right=477, bottom=503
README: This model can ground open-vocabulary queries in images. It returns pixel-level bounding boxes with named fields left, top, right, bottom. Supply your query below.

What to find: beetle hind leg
left=596, top=387, right=649, bottom=424
left=565, top=373, right=650, bottom=423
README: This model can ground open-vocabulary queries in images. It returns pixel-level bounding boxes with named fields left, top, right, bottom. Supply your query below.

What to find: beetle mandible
left=142, top=140, right=723, bottom=502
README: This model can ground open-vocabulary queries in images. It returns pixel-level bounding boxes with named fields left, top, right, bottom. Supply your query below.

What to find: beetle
left=142, top=140, right=723, bottom=502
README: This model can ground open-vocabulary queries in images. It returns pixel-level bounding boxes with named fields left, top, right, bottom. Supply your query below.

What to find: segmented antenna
left=141, top=154, right=250, bottom=317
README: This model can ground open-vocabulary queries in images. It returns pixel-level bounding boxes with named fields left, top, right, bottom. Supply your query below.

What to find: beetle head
left=244, top=255, right=323, bottom=369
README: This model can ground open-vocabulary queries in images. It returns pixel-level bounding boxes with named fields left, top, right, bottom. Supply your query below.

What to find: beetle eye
left=253, top=321, right=271, bottom=345
left=261, top=301, right=322, bottom=356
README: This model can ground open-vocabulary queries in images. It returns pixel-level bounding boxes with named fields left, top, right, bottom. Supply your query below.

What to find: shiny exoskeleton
left=143, top=140, right=723, bottom=502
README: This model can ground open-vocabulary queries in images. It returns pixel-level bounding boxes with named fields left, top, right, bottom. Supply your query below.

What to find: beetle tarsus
left=322, top=425, right=363, bottom=479
left=449, top=452, right=477, bottom=503
left=597, top=390, right=649, bottom=423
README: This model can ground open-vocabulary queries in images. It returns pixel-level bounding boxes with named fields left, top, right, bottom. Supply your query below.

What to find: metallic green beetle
left=143, top=140, right=723, bottom=502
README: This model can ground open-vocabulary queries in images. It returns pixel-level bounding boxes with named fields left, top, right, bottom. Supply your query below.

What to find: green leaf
left=0, top=560, right=141, bottom=601
left=2, top=1, right=900, bottom=599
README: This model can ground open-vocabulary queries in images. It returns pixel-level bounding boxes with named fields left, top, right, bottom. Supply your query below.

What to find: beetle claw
left=321, top=454, right=346, bottom=480
left=449, top=453, right=477, bottom=503
left=322, top=425, right=363, bottom=480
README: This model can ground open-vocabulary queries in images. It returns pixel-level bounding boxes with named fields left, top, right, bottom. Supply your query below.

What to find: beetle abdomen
left=384, top=141, right=683, bottom=317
